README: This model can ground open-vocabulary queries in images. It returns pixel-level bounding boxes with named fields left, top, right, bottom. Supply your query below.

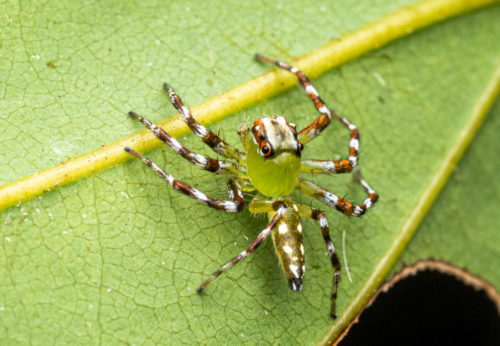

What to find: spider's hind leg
left=297, top=204, right=340, bottom=319
left=197, top=203, right=286, bottom=292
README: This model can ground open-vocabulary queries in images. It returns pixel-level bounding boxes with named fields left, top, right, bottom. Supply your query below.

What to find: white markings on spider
left=289, top=264, right=300, bottom=278
left=323, top=192, right=339, bottom=206
left=319, top=105, right=330, bottom=115
left=278, top=224, right=288, bottom=234
left=305, top=85, right=317, bottom=95
left=350, top=138, right=359, bottom=151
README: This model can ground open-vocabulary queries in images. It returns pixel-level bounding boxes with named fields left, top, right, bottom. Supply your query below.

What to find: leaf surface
left=0, top=1, right=499, bottom=344
left=393, top=99, right=500, bottom=289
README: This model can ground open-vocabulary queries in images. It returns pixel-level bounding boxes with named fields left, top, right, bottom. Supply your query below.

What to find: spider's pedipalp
left=238, top=123, right=250, bottom=151
left=124, top=147, right=244, bottom=213
left=163, top=82, right=243, bottom=161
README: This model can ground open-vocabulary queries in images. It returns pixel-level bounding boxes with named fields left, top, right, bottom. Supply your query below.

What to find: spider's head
left=246, top=116, right=303, bottom=197
left=251, top=116, right=303, bottom=159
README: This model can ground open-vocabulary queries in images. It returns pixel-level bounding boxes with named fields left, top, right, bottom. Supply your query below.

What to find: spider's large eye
left=260, top=142, right=272, bottom=157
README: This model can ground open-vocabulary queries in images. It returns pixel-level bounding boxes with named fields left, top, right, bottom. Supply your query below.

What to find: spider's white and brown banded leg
left=300, top=111, right=360, bottom=174
left=128, top=111, right=241, bottom=175
left=255, top=53, right=333, bottom=144
left=197, top=203, right=287, bottom=292
left=297, top=175, right=379, bottom=217
left=163, top=83, right=243, bottom=162
left=297, top=204, right=340, bottom=318
left=124, top=147, right=244, bottom=212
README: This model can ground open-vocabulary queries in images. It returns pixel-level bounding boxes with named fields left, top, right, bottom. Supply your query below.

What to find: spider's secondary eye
left=261, top=143, right=272, bottom=157
left=298, top=143, right=304, bottom=152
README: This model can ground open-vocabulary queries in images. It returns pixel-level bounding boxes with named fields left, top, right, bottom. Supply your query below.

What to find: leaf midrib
left=0, top=0, right=496, bottom=213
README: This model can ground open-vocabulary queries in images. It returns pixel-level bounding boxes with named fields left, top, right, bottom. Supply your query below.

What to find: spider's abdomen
left=271, top=204, right=305, bottom=291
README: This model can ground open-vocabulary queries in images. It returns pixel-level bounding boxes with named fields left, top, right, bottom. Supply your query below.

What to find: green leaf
left=393, top=98, right=500, bottom=288
left=1, top=1, right=499, bottom=344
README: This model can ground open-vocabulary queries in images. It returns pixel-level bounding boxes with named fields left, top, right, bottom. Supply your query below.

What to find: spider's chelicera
left=124, top=54, right=379, bottom=318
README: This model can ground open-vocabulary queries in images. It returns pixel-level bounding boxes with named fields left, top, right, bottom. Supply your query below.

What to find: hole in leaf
left=336, top=260, right=500, bottom=346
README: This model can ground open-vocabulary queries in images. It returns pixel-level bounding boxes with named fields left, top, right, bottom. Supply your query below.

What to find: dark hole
left=339, top=270, right=500, bottom=346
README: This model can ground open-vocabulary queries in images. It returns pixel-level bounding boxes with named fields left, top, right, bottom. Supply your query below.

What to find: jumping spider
left=124, top=54, right=379, bottom=317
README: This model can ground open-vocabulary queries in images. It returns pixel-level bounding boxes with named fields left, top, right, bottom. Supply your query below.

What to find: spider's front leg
left=255, top=54, right=334, bottom=144
left=164, top=83, right=244, bottom=162
left=128, top=111, right=240, bottom=175
left=197, top=202, right=286, bottom=291
left=124, top=147, right=244, bottom=212
left=297, top=204, right=340, bottom=318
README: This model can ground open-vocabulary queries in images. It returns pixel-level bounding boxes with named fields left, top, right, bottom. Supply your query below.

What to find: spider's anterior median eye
left=260, top=142, right=272, bottom=157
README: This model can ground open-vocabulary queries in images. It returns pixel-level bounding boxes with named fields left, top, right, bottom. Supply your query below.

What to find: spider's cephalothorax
left=124, top=54, right=379, bottom=318
left=247, top=116, right=302, bottom=197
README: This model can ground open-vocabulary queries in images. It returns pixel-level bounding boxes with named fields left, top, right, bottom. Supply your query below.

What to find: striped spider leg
left=125, top=84, right=248, bottom=213
left=197, top=200, right=287, bottom=292
left=297, top=204, right=341, bottom=318
left=255, top=53, right=333, bottom=144
left=163, top=82, right=245, bottom=163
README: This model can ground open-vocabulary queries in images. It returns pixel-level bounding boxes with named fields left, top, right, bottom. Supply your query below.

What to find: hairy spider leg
left=298, top=172, right=378, bottom=217
left=300, top=108, right=360, bottom=174
left=128, top=111, right=241, bottom=175
left=297, top=204, right=341, bottom=318
left=255, top=53, right=333, bottom=144
left=164, top=83, right=243, bottom=161
left=124, top=147, right=244, bottom=212
left=197, top=204, right=287, bottom=292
